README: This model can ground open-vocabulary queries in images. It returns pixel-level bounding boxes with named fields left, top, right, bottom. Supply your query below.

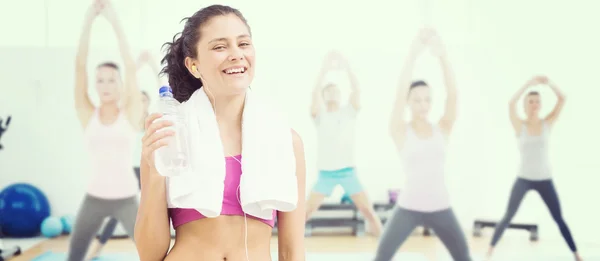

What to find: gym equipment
left=0, top=246, right=22, bottom=261
left=60, top=215, right=74, bottom=234
left=41, top=217, right=63, bottom=238
left=0, top=183, right=51, bottom=237
left=302, top=203, right=362, bottom=236
left=0, top=115, right=11, bottom=151
left=289, top=202, right=431, bottom=237
left=473, top=219, right=538, bottom=241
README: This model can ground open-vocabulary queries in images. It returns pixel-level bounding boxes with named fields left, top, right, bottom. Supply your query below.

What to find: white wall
left=1, top=0, right=598, bottom=245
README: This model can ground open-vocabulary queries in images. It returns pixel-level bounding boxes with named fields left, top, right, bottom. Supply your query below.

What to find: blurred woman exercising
left=68, top=0, right=142, bottom=260
left=133, top=5, right=305, bottom=261
left=305, top=50, right=383, bottom=237
left=374, top=28, right=471, bottom=261
left=487, top=75, right=582, bottom=261
left=85, top=51, right=162, bottom=260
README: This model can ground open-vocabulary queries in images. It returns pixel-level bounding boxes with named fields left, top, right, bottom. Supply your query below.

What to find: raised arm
left=277, top=129, right=307, bottom=261
left=100, top=0, right=141, bottom=128
left=428, top=30, right=457, bottom=135
left=137, top=51, right=167, bottom=88
left=509, top=77, right=539, bottom=135
left=74, top=2, right=102, bottom=129
left=310, top=52, right=335, bottom=119
left=543, top=77, right=566, bottom=126
left=334, top=53, right=361, bottom=111
left=389, top=30, right=428, bottom=151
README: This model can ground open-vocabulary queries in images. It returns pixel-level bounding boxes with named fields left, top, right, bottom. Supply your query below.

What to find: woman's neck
left=326, top=102, right=339, bottom=112
left=411, top=117, right=429, bottom=127
left=205, top=88, right=246, bottom=124
left=99, top=102, right=119, bottom=114
left=526, top=115, right=542, bottom=124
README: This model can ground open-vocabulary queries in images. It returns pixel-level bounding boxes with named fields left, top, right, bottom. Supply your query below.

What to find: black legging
left=491, top=178, right=577, bottom=252
left=97, top=167, right=141, bottom=243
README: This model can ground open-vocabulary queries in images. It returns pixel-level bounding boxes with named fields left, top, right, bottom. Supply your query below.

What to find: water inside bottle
left=155, top=114, right=190, bottom=176
left=169, top=121, right=189, bottom=171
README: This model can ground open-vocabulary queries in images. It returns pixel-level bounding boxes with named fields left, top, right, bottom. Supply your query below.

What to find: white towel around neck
left=162, top=88, right=298, bottom=220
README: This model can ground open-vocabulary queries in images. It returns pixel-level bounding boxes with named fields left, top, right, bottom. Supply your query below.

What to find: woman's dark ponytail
left=160, top=32, right=203, bottom=103
left=159, top=5, right=250, bottom=103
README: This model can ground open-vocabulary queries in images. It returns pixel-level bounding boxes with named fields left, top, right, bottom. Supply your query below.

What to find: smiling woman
left=158, top=6, right=255, bottom=103
left=134, top=4, right=306, bottom=261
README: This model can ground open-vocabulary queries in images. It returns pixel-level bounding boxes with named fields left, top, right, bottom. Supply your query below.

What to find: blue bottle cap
left=159, top=86, right=172, bottom=94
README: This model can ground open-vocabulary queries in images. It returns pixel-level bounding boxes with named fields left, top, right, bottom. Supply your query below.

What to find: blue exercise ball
left=0, top=183, right=51, bottom=237
left=41, top=217, right=63, bottom=238
left=60, top=215, right=74, bottom=234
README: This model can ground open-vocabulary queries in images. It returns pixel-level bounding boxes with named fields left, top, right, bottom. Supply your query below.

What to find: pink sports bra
left=168, top=155, right=277, bottom=228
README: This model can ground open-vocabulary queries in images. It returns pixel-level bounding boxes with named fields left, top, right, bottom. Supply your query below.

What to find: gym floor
left=7, top=230, right=600, bottom=261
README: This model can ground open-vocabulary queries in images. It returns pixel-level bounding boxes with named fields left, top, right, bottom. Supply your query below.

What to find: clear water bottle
left=154, top=86, right=190, bottom=176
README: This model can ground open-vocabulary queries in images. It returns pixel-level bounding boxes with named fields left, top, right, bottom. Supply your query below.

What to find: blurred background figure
left=374, top=28, right=470, bottom=261
left=305, top=50, right=383, bottom=237
left=66, top=0, right=142, bottom=260
left=85, top=50, right=161, bottom=260
left=486, top=75, right=582, bottom=261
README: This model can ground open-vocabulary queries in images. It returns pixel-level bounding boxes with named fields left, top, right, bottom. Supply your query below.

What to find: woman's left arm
left=338, top=53, right=361, bottom=111
left=277, top=129, right=306, bottom=261
left=544, top=79, right=566, bottom=126
left=102, top=0, right=141, bottom=127
left=429, top=31, right=457, bottom=135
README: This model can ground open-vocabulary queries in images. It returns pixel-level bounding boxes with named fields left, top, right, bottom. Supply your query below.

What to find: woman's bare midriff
left=165, top=215, right=273, bottom=261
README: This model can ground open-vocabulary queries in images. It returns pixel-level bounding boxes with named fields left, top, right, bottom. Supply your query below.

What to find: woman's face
left=524, top=94, right=541, bottom=116
left=322, top=84, right=341, bottom=104
left=408, top=86, right=432, bottom=119
left=194, top=14, right=255, bottom=96
left=95, top=66, right=121, bottom=104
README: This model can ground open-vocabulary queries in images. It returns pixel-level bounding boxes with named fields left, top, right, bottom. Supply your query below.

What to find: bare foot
left=365, top=222, right=382, bottom=237
left=484, top=247, right=494, bottom=260
left=366, top=229, right=381, bottom=237
left=575, top=253, right=583, bottom=261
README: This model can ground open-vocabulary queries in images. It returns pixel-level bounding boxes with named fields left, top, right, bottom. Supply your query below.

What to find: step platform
left=283, top=202, right=432, bottom=237
left=473, top=219, right=538, bottom=241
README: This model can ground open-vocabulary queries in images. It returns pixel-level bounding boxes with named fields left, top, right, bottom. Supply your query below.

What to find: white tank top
left=84, top=110, right=139, bottom=199
left=314, top=105, right=357, bottom=171
left=517, top=121, right=552, bottom=180
left=397, top=123, right=450, bottom=212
